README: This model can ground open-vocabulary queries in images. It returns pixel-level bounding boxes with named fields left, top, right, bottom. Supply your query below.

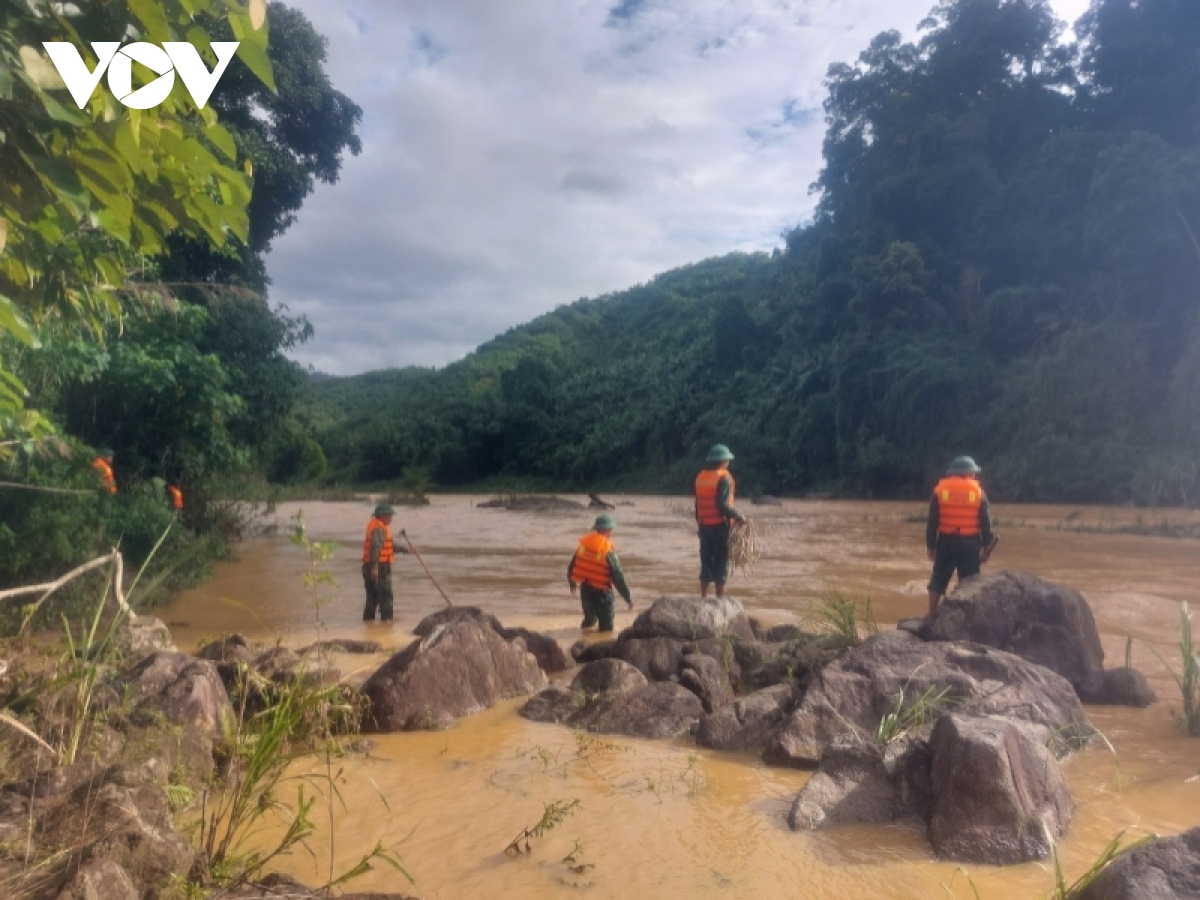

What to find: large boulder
left=54, top=860, right=138, bottom=900
left=764, top=631, right=1091, bottom=768
left=45, top=773, right=196, bottom=898
left=787, top=735, right=932, bottom=831
left=412, top=606, right=502, bottom=638
left=123, top=652, right=232, bottom=739
left=678, top=650, right=733, bottom=713
left=413, top=608, right=567, bottom=673
left=923, top=571, right=1106, bottom=700
left=620, top=595, right=754, bottom=642
left=695, top=684, right=796, bottom=753
left=788, top=738, right=897, bottom=830
left=362, top=620, right=545, bottom=731
left=1073, top=827, right=1200, bottom=900
left=570, top=682, right=704, bottom=740
left=927, top=714, right=1072, bottom=865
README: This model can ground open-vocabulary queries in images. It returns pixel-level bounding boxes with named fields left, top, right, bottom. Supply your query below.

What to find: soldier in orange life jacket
left=166, top=484, right=184, bottom=511
left=926, top=456, right=995, bottom=616
left=363, top=503, right=409, bottom=622
left=568, top=514, right=632, bottom=633
left=92, top=448, right=116, bottom=495
left=695, top=444, right=746, bottom=598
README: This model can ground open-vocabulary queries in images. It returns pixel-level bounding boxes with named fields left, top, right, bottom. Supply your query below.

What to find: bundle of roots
left=727, top=519, right=761, bottom=576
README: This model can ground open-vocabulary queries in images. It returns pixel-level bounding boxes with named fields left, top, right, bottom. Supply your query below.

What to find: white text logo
left=42, top=41, right=240, bottom=110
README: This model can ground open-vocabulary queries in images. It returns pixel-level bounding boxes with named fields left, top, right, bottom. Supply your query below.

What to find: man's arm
left=369, top=527, right=384, bottom=566
left=979, top=496, right=994, bottom=546
left=926, top=495, right=939, bottom=552
left=716, top=475, right=743, bottom=523
left=567, top=554, right=579, bottom=589
left=607, top=551, right=632, bottom=606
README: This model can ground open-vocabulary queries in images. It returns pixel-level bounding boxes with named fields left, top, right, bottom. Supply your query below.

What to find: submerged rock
left=522, top=659, right=703, bottom=739
left=927, top=713, right=1073, bottom=865
left=1072, top=826, right=1200, bottom=900
left=224, top=872, right=420, bottom=898
left=362, top=619, right=545, bottom=731
left=570, top=682, right=704, bottom=740
left=764, top=631, right=1090, bottom=768
left=1100, top=667, right=1158, bottom=708
left=923, top=571, right=1106, bottom=701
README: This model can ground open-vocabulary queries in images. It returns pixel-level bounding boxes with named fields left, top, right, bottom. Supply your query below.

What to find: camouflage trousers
left=580, top=583, right=615, bottom=633
left=363, top=562, right=394, bottom=621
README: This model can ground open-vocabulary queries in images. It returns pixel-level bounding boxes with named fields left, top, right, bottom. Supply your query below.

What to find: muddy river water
left=160, top=497, right=1200, bottom=899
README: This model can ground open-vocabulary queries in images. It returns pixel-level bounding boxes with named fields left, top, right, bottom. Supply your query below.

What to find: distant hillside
left=300, top=0, right=1200, bottom=505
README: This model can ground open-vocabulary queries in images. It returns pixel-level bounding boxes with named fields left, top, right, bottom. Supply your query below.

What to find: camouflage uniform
left=568, top=550, right=631, bottom=633
left=363, top=524, right=406, bottom=620
left=698, top=473, right=740, bottom=583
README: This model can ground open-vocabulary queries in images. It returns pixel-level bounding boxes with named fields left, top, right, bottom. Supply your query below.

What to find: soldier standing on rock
left=927, top=456, right=995, bottom=617
left=694, top=444, right=746, bottom=599
left=363, top=503, right=409, bottom=622
left=568, top=513, right=633, bottom=633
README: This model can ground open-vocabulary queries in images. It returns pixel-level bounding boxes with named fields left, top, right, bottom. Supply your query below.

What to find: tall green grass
left=804, top=591, right=879, bottom=650
left=1149, top=602, right=1200, bottom=736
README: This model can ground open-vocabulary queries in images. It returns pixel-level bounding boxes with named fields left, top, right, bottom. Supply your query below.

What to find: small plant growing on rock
left=805, top=591, right=878, bottom=650
left=1044, top=826, right=1154, bottom=899
left=877, top=679, right=952, bottom=745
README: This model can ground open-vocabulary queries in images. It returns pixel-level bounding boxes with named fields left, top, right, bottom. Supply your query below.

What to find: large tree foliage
left=0, top=0, right=272, bottom=448
left=305, top=0, right=1200, bottom=505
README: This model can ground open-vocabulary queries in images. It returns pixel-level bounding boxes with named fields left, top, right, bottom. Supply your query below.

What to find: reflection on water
left=160, top=497, right=1200, bottom=899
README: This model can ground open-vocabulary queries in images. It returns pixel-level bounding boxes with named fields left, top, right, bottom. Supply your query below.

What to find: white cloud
left=267, top=0, right=1093, bottom=375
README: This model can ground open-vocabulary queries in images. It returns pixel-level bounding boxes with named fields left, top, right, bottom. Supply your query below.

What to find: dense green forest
left=303, top=0, right=1200, bottom=505
left=0, top=1, right=360, bottom=594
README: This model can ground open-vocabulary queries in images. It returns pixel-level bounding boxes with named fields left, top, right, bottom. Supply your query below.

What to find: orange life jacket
left=695, top=468, right=734, bottom=526
left=572, top=532, right=614, bottom=590
left=934, top=476, right=984, bottom=536
left=92, top=458, right=116, bottom=494
left=167, top=485, right=184, bottom=510
left=362, top=518, right=394, bottom=564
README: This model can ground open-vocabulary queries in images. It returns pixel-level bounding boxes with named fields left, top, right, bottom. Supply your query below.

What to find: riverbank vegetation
left=0, top=0, right=362, bottom=599
left=303, top=0, right=1200, bottom=508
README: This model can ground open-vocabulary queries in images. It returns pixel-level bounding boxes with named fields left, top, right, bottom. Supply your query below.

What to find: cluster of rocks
left=2, top=569, right=1193, bottom=897
left=0, top=622, right=412, bottom=900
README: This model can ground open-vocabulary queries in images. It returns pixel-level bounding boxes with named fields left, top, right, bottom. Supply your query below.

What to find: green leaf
left=206, top=123, right=237, bottom=160
left=0, top=293, right=37, bottom=347
left=128, top=0, right=173, bottom=40
left=230, top=15, right=276, bottom=92
left=0, top=58, right=12, bottom=99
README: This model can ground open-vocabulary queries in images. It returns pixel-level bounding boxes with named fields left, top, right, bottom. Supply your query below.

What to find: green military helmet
left=593, top=513, right=616, bottom=531
left=946, top=456, right=982, bottom=476
left=704, top=444, right=735, bottom=463
left=99, top=447, right=114, bottom=457
left=373, top=502, right=395, bottom=517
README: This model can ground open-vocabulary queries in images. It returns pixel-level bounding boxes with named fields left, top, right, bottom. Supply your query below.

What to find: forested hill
left=302, top=0, right=1200, bottom=505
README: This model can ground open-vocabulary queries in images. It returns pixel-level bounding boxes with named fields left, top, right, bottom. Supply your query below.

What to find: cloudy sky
left=268, top=0, right=1093, bottom=375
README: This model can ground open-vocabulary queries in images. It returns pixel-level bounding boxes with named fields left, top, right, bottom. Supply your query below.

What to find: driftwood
left=0, top=549, right=131, bottom=636
left=587, top=493, right=616, bottom=510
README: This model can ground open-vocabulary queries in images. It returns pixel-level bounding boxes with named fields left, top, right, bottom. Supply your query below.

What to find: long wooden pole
left=400, top=530, right=452, bottom=607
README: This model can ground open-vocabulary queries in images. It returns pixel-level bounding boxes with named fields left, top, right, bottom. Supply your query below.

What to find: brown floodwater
left=160, top=497, right=1200, bottom=899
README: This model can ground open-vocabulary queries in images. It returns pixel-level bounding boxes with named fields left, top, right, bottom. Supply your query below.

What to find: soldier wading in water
left=363, top=503, right=409, bottom=621
left=694, top=444, right=746, bottom=598
left=926, top=456, right=996, bottom=617
left=568, top=514, right=633, bottom=633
